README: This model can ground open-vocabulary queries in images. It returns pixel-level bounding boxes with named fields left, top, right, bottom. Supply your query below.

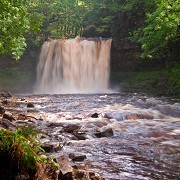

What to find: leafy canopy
left=137, top=0, right=180, bottom=58
left=0, top=0, right=179, bottom=60
left=0, top=0, right=42, bottom=59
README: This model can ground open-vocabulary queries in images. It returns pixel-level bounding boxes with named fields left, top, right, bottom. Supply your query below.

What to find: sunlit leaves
left=0, top=0, right=42, bottom=59
left=139, top=0, right=180, bottom=58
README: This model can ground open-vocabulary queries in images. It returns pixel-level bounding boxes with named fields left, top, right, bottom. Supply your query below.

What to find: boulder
left=61, top=124, right=81, bottom=133
left=0, top=106, right=5, bottom=114
left=3, top=113, right=15, bottom=121
left=69, top=153, right=87, bottom=162
left=91, top=113, right=99, bottom=118
left=0, top=118, right=17, bottom=129
left=72, top=169, right=105, bottom=180
left=41, top=144, right=54, bottom=153
left=35, top=161, right=58, bottom=180
left=100, top=113, right=112, bottom=119
left=27, top=102, right=34, bottom=108
left=41, top=141, right=63, bottom=153
left=95, top=128, right=114, bottom=138
left=73, top=132, right=87, bottom=140
left=1, top=100, right=9, bottom=105
left=56, top=155, right=73, bottom=175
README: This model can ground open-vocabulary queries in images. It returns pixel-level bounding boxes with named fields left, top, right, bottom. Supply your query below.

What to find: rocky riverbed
left=0, top=92, right=180, bottom=179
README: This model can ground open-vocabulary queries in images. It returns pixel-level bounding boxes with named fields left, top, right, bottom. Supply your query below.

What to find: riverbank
left=0, top=93, right=180, bottom=179
left=0, top=63, right=179, bottom=98
left=110, top=65, right=180, bottom=98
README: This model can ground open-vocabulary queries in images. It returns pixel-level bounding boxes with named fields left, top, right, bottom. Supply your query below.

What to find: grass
left=0, top=126, right=59, bottom=179
left=111, top=64, right=180, bottom=98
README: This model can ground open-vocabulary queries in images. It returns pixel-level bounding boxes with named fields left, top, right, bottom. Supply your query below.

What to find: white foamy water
left=35, top=36, right=112, bottom=94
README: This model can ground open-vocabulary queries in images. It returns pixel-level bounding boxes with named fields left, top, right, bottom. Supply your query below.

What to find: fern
left=0, top=127, right=46, bottom=170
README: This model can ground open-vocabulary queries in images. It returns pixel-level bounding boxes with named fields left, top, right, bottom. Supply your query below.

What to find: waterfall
left=35, top=36, right=112, bottom=94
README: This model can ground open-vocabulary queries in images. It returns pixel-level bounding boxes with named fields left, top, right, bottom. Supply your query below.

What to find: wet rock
left=58, top=171, right=73, bottom=180
left=91, top=113, right=99, bottom=118
left=27, top=109, right=39, bottom=113
left=48, top=122, right=63, bottom=127
left=61, top=124, right=81, bottom=133
left=3, top=113, right=15, bottom=121
left=41, top=140, right=63, bottom=153
left=0, top=118, right=17, bottom=129
left=65, top=133, right=78, bottom=140
left=89, top=172, right=105, bottom=180
left=1, top=91, right=12, bottom=98
left=17, top=114, right=27, bottom=120
left=126, top=113, right=153, bottom=120
left=56, top=155, right=73, bottom=175
left=61, top=165, right=99, bottom=179
left=27, top=102, right=34, bottom=108
left=41, top=144, right=54, bottom=153
left=72, top=169, right=105, bottom=180
left=95, top=128, right=114, bottom=138
left=0, top=106, right=5, bottom=114
left=100, top=113, right=112, bottom=119
left=36, top=161, right=58, bottom=180
left=73, top=131, right=87, bottom=140
left=1, top=99, right=9, bottom=105
left=69, top=153, right=87, bottom=162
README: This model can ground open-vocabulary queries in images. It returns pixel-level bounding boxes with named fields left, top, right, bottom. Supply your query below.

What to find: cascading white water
left=35, top=36, right=112, bottom=94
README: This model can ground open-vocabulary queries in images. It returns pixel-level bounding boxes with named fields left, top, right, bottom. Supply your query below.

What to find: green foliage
left=0, top=0, right=178, bottom=61
left=169, top=64, right=180, bottom=88
left=137, top=0, right=180, bottom=59
left=82, top=0, right=113, bottom=36
left=0, top=127, right=44, bottom=170
left=37, top=0, right=85, bottom=39
left=116, top=65, right=180, bottom=97
left=0, top=0, right=42, bottom=59
left=0, top=126, right=60, bottom=179
left=0, top=67, right=32, bottom=92
left=118, top=70, right=169, bottom=93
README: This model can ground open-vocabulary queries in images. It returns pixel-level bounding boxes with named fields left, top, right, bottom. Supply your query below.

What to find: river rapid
left=5, top=93, right=180, bottom=179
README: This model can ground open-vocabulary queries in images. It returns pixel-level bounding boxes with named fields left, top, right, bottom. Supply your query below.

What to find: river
left=6, top=92, right=180, bottom=179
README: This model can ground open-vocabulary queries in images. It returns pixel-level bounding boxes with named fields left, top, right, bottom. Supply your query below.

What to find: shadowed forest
left=0, top=0, right=179, bottom=96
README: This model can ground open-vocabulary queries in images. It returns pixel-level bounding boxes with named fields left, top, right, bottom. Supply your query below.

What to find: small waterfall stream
left=7, top=93, right=180, bottom=179
left=35, top=36, right=112, bottom=94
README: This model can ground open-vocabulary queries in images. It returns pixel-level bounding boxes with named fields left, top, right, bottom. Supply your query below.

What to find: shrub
left=0, top=127, right=47, bottom=178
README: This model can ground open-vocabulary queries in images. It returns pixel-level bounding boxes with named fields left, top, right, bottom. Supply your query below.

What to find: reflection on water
left=12, top=93, right=180, bottom=179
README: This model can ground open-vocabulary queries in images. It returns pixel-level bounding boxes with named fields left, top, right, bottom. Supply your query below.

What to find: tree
left=37, top=0, right=85, bottom=40
left=0, top=0, right=42, bottom=59
left=136, top=0, right=180, bottom=59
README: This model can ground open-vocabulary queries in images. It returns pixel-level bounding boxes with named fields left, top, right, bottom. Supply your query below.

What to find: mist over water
left=35, top=36, right=112, bottom=94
